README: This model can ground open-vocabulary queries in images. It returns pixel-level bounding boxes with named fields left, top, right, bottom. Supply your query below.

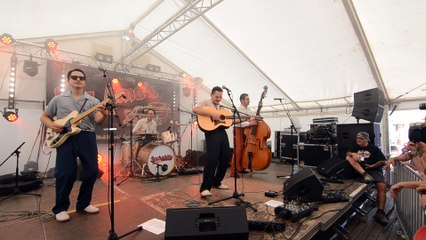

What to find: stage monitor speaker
left=336, top=123, right=381, bottom=158
left=165, top=206, right=249, bottom=240
left=283, top=168, right=324, bottom=202
left=352, top=88, right=384, bottom=122
left=316, top=157, right=354, bottom=179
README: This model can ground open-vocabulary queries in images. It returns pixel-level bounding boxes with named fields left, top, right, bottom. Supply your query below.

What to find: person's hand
left=386, top=158, right=395, bottom=169
left=364, top=163, right=373, bottom=169
left=211, top=111, right=222, bottom=121
left=416, top=182, right=426, bottom=195
left=50, top=123, right=64, bottom=133
left=390, top=183, right=403, bottom=198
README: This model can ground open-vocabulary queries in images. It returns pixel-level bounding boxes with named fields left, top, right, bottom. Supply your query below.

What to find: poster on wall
left=46, top=60, right=180, bottom=142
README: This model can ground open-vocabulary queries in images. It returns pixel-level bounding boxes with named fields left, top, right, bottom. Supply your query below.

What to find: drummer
left=132, top=108, right=159, bottom=158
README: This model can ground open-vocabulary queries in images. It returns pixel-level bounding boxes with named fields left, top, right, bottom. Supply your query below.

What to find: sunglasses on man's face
left=70, top=75, right=86, bottom=81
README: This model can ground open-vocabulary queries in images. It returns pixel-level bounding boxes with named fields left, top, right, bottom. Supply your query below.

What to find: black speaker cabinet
left=280, top=133, right=298, bottom=160
left=298, top=143, right=335, bottom=166
left=316, top=157, right=354, bottom=179
left=352, top=88, right=385, bottom=122
left=336, top=123, right=381, bottom=158
left=283, top=168, right=324, bottom=202
left=165, top=206, right=249, bottom=240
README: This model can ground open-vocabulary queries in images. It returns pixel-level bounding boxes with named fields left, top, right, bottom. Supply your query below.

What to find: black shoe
left=374, top=210, right=389, bottom=226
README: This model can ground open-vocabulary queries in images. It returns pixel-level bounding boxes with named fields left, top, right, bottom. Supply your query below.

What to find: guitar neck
left=71, top=97, right=112, bottom=124
left=71, top=105, right=99, bottom=124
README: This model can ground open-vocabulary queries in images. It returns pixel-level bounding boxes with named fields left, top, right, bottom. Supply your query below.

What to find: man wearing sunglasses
left=40, top=68, right=108, bottom=222
left=346, top=131, right=389, bottom=225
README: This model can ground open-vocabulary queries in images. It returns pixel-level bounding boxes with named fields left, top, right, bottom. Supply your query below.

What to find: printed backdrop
left=46, top=60, right=180, bottom=142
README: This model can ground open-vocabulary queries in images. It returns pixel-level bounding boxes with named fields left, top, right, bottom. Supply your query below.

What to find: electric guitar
left=45, top=94, right=123, bottom=148
left=196, top=106, right=262, bottom=132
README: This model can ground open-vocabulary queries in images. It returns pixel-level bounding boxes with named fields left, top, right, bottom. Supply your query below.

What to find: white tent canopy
left=1, top=0, right=425, bottom=113
left=0, top=0, right=425, bottom=175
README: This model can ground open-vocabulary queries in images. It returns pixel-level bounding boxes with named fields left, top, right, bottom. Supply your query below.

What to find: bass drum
left=138, top=143, right=176, bottom=176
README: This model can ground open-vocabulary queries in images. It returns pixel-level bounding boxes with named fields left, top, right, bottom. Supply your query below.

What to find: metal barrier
left=390, top=162, right=425, bottom=239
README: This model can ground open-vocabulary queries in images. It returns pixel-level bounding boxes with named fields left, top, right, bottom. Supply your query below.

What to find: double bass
left=241, top=86, right=272, bottom=171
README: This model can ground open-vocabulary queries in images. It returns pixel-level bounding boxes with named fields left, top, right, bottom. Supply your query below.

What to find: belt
left=80, top=129, right=95, bottom=132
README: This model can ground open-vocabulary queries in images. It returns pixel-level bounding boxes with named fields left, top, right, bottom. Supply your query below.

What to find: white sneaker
left=83, top=205, right=99, bottom=214
left=201, top=190, right=212, bottom=197
left=214, top=184, right=229, bottom=190
left=55, top=211, right=70, bottom=222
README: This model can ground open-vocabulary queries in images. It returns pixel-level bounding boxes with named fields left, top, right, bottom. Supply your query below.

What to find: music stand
left=0, top=142, right=41, bottom=203
left=207, top=89, right=256, bottom=212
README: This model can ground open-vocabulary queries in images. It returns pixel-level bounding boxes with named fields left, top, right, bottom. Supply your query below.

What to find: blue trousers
left=52, top=132, right=99, bottom=214
left=200, top=128, right=232, bottom=192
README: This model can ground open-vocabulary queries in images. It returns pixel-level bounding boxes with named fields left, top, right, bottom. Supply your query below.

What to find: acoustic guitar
left=45, top=94, right=123, bottom=148
left=196, top=106, right=262, bottom=132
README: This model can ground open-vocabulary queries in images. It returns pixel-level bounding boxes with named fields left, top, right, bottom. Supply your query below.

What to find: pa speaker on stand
left=351, top=88, right=385, bottom=123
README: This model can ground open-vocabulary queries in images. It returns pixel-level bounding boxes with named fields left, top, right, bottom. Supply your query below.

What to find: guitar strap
left=78, top=99, right=88, bottom=114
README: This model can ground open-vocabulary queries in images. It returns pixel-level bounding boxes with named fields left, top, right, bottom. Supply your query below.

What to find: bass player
left=40, top=68, right=108, bottom=222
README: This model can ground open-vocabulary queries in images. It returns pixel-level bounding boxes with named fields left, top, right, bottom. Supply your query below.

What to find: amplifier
left=298, top=143, right=336, bottom=166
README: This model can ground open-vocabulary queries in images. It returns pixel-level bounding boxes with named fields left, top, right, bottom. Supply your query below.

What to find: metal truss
left=121, top=0, right=223, bottom=64
left=0, top=40, right=182, bottom=84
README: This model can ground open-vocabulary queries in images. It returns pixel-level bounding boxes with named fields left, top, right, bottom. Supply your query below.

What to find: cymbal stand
left=208, top=88, right=256, bottom=212
left=116, top=119, right=143, bottom=186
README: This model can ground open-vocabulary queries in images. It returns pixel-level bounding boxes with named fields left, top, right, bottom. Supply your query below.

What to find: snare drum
left=138, top=142, right=176, bottom=176
left=161, top=130, right=177, bottom=144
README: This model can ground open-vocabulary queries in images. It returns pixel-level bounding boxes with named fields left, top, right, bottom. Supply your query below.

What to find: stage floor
left=0, top=159, right=401, bottom=240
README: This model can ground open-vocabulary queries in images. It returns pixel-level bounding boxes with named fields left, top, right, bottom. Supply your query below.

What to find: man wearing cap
left=346, top=131, right=389, bottom=225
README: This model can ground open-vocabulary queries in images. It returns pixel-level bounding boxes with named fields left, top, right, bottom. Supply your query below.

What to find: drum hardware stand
left=275, top=98, right=300, bottom=179
left=99, top=68, right=142, bottom=240
left=0, top=142, right=41, bottom=203
left=208, top=88, right=257, bottom=212
left=116, top=119, right=143, bottom=186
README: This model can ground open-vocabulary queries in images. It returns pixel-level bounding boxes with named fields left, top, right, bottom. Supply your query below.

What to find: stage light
left=112, top=78, right=119, bottom=84
left=1, top=33, right=14, bottom=46
left=3, top=108, right=19, bottom=122
left=94, top=52, right=113, bottom=63
left=45, top=39, right=57, bottom=52
left=145, top=64, right=161, bottom=72
left=23, top=58, right=39, bottom=77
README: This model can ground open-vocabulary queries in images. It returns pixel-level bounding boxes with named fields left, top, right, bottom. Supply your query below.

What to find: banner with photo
left=46, top=60, right=180, bottom=142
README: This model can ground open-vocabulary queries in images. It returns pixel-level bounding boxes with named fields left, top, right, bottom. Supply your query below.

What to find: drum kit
left=116, top=130, right=179, bottom=182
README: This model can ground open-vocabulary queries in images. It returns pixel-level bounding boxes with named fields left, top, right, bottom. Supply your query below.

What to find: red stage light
left=45, top=39, right=57, bottom=52
left=1, top=33, right=14, bottom=45
left=3, top=110, right=18, bottom=122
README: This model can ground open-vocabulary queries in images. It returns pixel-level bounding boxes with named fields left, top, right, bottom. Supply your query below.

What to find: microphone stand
left=99, top=68, right=142, bottom=240
left=208, top=89, right=256, bottom=212
left=0, top=142, right=41, bottom=203
left=275, top=99, right=299, bottom=179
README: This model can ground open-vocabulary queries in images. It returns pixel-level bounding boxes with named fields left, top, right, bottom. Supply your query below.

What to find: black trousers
left=200, top=128, right=232, bottom=192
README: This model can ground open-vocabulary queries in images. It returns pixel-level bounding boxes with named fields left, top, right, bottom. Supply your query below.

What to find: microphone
left=274, top=98, right=285, bottom=100
left=222, top=85, right=231, bottom=92
left=167, top=126, right=171, bottom=131
left=98, top=66, right=107, bottom=72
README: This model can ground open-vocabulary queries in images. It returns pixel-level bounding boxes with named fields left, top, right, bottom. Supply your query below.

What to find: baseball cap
left=357, top=131, right=370, bottom=141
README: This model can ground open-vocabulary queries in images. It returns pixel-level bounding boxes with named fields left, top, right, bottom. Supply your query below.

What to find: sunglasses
left=70, top=75, right=86, bottom=81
